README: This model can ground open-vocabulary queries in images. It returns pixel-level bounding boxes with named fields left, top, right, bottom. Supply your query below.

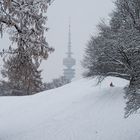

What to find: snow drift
left=0, top=77, right=140, bottom=140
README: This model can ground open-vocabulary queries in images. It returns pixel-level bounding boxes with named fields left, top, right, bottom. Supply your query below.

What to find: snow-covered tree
left=83, top=0, right=140, bottom=116
left=83, top=22, right=133, bottom=81
left=83, top=0, right=140, bottom=86
left=114, top=0, right=140, bottom=116
left=0, top=0, right=54, bottom=59
left=0, top=0, right=55, bottom=95
left=1, top=52, right=43, bottom=95
left=115, top=0, right=140, bottom=32
left=124, top=87, right=140, bottom=118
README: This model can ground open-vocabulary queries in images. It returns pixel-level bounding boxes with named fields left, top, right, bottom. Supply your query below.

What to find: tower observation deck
left=63, top=23, right=76, bottom=82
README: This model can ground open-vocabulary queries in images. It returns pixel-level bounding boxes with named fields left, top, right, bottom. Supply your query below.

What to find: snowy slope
left=0, top=77, right=140, bottom=140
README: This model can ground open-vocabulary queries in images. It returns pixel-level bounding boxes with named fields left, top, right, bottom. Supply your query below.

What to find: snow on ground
left=0, top=77, right=140, bottom=140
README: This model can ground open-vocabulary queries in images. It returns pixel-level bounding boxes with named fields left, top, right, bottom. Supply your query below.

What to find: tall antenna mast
left=67, top=18, right=72, bottom=57
left=63, top=20, right=76, bottom=82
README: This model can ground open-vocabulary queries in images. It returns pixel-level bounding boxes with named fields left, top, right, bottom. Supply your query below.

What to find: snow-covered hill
left=0, top=77, right=140, bottom=140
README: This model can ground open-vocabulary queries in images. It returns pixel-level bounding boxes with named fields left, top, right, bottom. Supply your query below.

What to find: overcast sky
left=0, top=0, right=115, bottom=82
left=41, top=0, right=114, bottom=82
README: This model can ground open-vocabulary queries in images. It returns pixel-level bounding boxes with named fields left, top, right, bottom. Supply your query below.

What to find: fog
left=41, top=0, right=114, bottom=82
left=0, top=0, right=114, bottom=82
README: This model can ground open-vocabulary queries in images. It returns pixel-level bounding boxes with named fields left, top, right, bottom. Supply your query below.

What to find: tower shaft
left=68, top=23, right=72, bottom=57
left=63, top=22, right=76, bottom=82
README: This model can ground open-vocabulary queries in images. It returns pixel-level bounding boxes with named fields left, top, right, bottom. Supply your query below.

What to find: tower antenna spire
left=63, top=19, right=76, bottom=82
left=68, top=18, right=72, bottom=57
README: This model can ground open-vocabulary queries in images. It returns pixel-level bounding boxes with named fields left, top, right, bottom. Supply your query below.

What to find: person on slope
left=110, top=82, right=114, bottom=87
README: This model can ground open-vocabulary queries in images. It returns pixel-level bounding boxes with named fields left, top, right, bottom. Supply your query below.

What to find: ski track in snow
left=0, top=77, right=140, bottom=140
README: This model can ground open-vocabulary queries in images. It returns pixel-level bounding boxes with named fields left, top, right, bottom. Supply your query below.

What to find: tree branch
left=0, top=17, right=22, bottom=33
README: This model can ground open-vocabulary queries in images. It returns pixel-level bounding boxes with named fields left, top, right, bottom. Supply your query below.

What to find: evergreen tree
left=1, top=52, right=43, bottom=95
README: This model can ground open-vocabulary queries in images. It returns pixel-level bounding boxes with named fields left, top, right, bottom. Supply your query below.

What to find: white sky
left=0, top=0, right=114, bottom=82
left=41, top=0, right=114, bottom=82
